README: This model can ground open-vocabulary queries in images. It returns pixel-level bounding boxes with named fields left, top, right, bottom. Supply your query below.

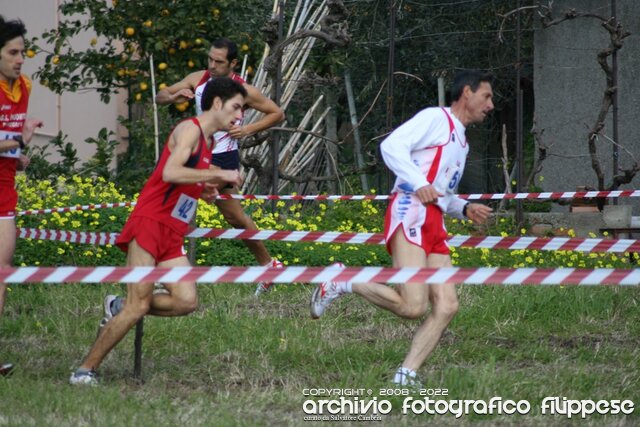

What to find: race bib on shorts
left=171, top=193, right=197, bottom=224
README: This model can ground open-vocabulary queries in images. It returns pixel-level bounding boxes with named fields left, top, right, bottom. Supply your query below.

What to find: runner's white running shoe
left=392, top=367, right=423, bottom=387
left=310, top=262, right=346, bottom=319
left=254, top=258, right=284, bottom=296
left=69, top=369, right=98, bottom=386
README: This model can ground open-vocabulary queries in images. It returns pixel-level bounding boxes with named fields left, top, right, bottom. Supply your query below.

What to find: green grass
left=1, top=282, right=638, bottom=426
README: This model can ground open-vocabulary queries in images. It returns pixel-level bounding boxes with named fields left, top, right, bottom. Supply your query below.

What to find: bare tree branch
left=525, top=114, right=551, bottom=190
left=504, top=1, right=634, bottom=191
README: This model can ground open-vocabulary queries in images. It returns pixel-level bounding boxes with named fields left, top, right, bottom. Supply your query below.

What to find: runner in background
left=156, top=37, right=285, bottom=296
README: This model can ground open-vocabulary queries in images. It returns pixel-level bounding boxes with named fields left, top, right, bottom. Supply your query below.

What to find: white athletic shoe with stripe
left=310, top=262, right=346, bottom=319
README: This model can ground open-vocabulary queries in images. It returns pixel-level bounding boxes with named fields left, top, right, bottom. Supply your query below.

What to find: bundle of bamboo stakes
left=241, top=0, right=331, bottom=194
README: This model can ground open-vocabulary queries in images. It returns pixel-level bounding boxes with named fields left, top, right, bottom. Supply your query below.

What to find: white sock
left=393, top=367, right=416, bottom=385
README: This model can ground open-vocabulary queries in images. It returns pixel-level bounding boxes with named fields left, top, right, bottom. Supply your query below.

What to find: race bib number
left=434, top=166, right=461, bottom=195
left=171, top=193, right=197, bottom=224
left=0, top=131, right=21, bottom=158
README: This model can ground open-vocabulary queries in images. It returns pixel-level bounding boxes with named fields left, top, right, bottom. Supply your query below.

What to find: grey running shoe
left=254, top=258, right=284, bottom=296
left=97, top=294, right=119, bottom=334
left=310, top=262, right=347, bottom=319
left=153, top=282, right=169, bottom=295
left=69, top=369, right=98, bottom=386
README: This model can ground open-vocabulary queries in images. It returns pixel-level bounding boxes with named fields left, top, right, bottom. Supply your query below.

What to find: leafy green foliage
left=24, top=132, right=80, bottom=181
left=29, top=0, right=271, bottom=104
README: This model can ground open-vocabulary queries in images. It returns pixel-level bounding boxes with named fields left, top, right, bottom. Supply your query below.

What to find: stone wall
left=533, top=0, right=639, bottom=214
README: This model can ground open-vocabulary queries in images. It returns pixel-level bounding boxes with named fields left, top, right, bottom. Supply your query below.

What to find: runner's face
left=207, top=47, right=234, bottom=78
left=217, top=94, right=245, bottom=130
left=466, top=81, right=494, bottom=124
left=0, top=37, right=25, bottom=82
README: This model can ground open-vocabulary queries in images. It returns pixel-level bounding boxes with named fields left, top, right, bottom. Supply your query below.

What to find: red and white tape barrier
left=215, top=190, right=640, bottom=201
left=14, top=189, right=640, bottom=217
left=18, top=227, right=640, bottom=254
left=19, top=228, right=118, bottom=246
left=17, top=201, right=136, bottom=217
left=1, top=266, right=638, bottom=285
left=460, top=190, right=640, bottom=201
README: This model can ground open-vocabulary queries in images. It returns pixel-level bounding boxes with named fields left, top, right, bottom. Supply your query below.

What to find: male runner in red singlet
left=156, top=38, right=285, bottom=296
left=310, top=70, right=495, bottom=386
left=70, top=78, right=247, bottom=385
left=0, top=15, right=44, bottom=377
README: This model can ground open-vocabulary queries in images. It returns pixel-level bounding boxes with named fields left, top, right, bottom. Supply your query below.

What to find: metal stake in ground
left=133, top=319, right=144, bottom=382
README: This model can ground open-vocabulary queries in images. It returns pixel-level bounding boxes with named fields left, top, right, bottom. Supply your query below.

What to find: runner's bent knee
left=430, top=292, right=459, bottom=319
left=397, top=303, right=429, bottom=320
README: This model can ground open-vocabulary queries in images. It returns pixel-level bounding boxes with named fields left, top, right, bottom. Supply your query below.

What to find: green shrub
left=15, top=175, right=129, bottom=267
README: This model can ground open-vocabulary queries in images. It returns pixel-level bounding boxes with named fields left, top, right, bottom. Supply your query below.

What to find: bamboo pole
left=149, top=54, right=159, bottom=162
left=344, top=70, right=368, bottom=191
left=240, top=0, right=331, bottom=193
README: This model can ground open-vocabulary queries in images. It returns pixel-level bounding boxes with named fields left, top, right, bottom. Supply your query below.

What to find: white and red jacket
left=194, top=71, right=246, bottom=154
left=381, top=107, right=469, bottom=219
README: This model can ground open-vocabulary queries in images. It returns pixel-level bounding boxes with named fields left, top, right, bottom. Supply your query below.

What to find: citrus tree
left=29, top=0, right=272, bottom=107
left=27, top=0, right=273, bottom=192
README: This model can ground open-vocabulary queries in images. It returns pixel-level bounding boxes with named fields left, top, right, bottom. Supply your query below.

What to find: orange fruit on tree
left=140, top=82, right=148, bottom=91
left=176, top=101, right=189, bottom=112
left=26, top=49, right=35, bottom=58
left=52, top=55, right=60, bottom=65
left=125, top=27, right=135, bottom=37
left=158, top=62, right=168, bottom=71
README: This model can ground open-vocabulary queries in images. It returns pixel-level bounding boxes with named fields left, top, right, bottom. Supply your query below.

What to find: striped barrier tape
left=16, top=201, right=136, bottom=217
left=1, top=266, right=638, bottom=285
left=17, top=227, right=640, bottom=254
left=14, top=190, right=640, bottom=217
left=19, top=228, right=118, bottom=246
left=215, top=190, right=640, bottom=201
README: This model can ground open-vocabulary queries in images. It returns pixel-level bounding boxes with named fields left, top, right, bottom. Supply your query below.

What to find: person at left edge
left=0, top=15, right=44, bottom=377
